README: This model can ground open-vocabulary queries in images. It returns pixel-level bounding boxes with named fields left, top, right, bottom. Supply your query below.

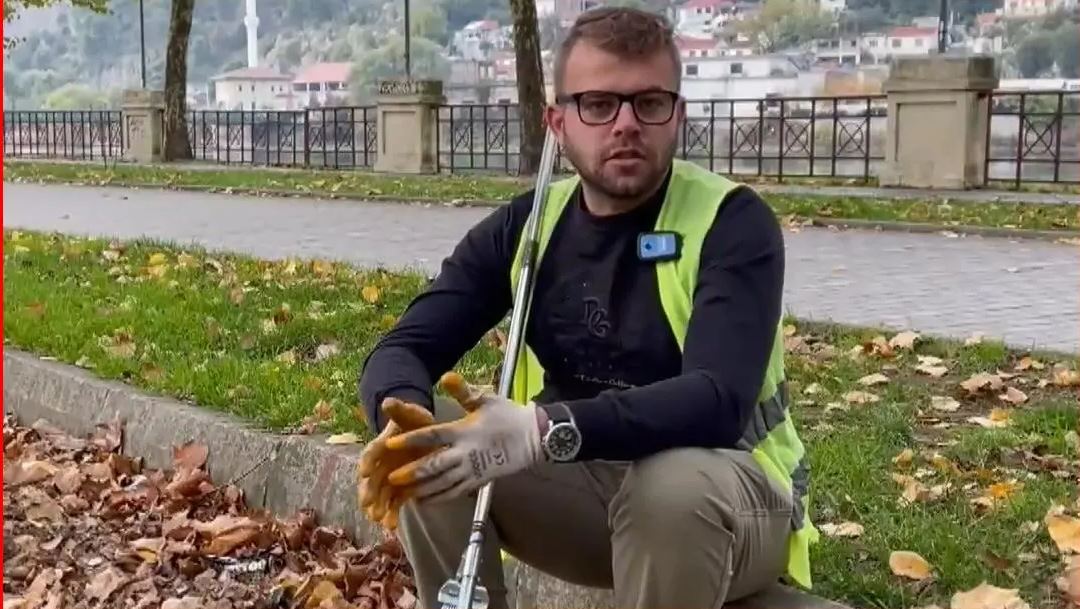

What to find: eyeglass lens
left=578, top=91, right=675, bottom=125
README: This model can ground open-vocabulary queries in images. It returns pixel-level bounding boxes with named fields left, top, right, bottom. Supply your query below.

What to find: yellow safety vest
left=508, top=158, right=819, bottom=589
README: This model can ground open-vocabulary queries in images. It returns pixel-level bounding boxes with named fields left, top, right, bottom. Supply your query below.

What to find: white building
left=818, top=0, right=846, bottom=16
left=210, top=67, right=294, bottom=111
left=677, top=0, right=736, bottom=35
left=292, top=62, right=352, bottom=108
left=1003, top=0, right=1078, bottom=18
left=885, top=26, right=937, bottom=57
left=811, top=37, right=862, bottom=65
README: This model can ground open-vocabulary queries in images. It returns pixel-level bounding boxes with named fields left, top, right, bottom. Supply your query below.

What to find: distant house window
left=892, top=38, right=901, bottom=48
left=251, top=84, right=255, bottom=91
left=686, top=64, right=699, bottom=76
left=869, top=39, right=879, bottom=47
left=915, top=38, right=924, bottom=46
left=238, top=84, right=242, bottom=91
left=730, top=62, right=743, bottom=74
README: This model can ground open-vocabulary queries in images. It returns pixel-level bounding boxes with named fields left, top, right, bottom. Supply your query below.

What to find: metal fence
left=985, top=89, right=1080, bottom=186
left=187, top=107, right=378, bottom=168
left=3, top=91, right=1078, bottom=189
left=3, top=110, right=124, bottom=160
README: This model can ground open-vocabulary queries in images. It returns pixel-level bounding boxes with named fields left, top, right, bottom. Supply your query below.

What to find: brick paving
left=4, top=182, right=1078, bottom=354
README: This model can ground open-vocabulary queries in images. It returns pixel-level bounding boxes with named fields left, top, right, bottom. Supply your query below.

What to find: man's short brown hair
left=552, top=6, right=682, bottom=97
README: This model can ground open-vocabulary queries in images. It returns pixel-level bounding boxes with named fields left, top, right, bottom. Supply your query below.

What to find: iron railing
left=5, top=92, right=1079, bottom=190
left=985, top=89, right=1080, bottom=186
left=679, top=95, right=887, bottom=182
left=3, top=110, right=124, bottom=160
left=187, top=107, right=378, bottom=168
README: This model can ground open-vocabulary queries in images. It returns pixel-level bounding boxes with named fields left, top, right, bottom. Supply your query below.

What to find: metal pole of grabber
left=437, top=127, right=561, bottom=609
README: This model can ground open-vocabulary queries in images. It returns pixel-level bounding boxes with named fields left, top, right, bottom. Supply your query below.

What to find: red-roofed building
left=675, top=34, right=720, bottom=58
left=210, top=66, right=294, bottom=110
left=292, top=62, right=352, bottom=107
left=885, top=26, right=936, bottom=57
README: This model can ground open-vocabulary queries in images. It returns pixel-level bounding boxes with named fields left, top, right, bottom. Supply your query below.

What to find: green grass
left=4, top=228, right=1080, bottom=609
left=5, top=160, right=1079, bottom=233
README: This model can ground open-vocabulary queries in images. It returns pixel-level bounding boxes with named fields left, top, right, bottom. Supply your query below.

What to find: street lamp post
left=139, top=0, right=147, bottom=88
left=404, top=0, right=412, bottom=80
left=937, top=0, right=949, bottom=53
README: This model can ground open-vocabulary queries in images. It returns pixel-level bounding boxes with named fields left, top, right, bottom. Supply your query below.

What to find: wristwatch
left=539, top=402, right=582, bottom=462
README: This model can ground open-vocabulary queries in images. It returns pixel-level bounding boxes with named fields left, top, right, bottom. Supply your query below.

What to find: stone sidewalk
left=4, top=182, right=1078, bottom=354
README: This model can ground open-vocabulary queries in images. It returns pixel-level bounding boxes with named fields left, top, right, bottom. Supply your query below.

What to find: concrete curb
left=808, top=218, right=1080, bottom=243
left=8, top=177, right=1077, bottom=244
left=3, top=347, right=847, bottom=609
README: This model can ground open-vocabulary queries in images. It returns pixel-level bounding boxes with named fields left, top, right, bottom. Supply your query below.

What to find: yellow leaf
left=950, top=582, right=1030, bottom=609
left=276, top=350, right=297, bottom=365
left=312, top=260, right=335, bottom=276
left=312, top=400, right=333, bottom=422
left=889, top=331, right=920, bottom=350
left=998, top=387, right=1028, bottom=405
left=987, top=480, right=1022, bottom=500
left=859, top=373, right=890, bottom=386
left=1045, top=506, right=1080, bottom=554
left=783, top=324, right=797, bottom=336
left=819, top=521, right=864, bottom=538
left=1015, top=356, right=1044, bottom=371
left=892, top=448, right=915, bottom=468
left=361, top=285, right=381, bottom=304
left=148, top=252, right=167, bottom=266
left=889, top=550, right=933, bottom=580
left=229, top=287, right=245, bottom=305
left=892, top=474, right=930, bottom=505
left=1052, top=366, right=1080, bottom=387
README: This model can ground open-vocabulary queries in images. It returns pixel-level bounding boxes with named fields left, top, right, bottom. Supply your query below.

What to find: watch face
left=546, top=423, right=581, bottom=461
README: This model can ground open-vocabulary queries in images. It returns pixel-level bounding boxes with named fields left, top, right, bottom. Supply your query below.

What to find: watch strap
left=541, top=401, right=573, bottom=426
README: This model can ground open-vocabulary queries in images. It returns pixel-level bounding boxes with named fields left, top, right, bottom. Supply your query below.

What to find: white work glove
left=384, top=371, right=545, bottom=503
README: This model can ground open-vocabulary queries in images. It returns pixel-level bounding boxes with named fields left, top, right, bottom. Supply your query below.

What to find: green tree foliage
left=1015, top=34, right=1056, bottom=77
left=346, top=34, right=447, bottom=104
left=736, top=0, right=833, bottom=53
left=1051, top=23, right=1080, bottom=78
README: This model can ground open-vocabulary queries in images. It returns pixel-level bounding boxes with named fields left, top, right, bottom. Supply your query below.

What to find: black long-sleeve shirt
left=358, top=167, right=786, bottom=462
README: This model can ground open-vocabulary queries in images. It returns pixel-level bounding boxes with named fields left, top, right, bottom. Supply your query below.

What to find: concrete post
left=121, top=89, right=165, bottom=164
left=880, top=55, right=999, bottom=189
left=374, top=79, right=445, bottom=174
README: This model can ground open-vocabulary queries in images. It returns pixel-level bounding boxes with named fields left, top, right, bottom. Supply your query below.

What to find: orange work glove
left=357, top=397, right=436, bottom=530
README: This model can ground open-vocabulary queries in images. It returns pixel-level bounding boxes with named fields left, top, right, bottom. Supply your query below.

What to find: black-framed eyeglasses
left=555, top=89, right=681, bottom=126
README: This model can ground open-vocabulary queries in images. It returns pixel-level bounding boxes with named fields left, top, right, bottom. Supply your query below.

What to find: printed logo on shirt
left=582, top=297, right=612, bottom=338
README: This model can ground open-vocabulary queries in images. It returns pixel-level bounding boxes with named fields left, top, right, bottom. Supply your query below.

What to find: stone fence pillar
left=374, top=79, right=444, bottom=174
left=121, top=89, right=165, bottom=163
left=880, top=56, right=999, bottom=189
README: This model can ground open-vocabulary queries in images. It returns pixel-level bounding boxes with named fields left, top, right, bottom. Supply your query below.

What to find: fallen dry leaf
left=314, top=342, right=341, bottom=362
left=1057, top=556, right=1080, bottom=607
left=968, top=409, right=1012, bottom=428
left=1046, top=505, right=1080, bottom=553
left=844, top=390, right=880, bottom=405
left=998, top=387, right=1028, bottom=405
left=326, top=433, right=361, bottom=445
left=964, top=332, right=986, bottom=346
left=1015, top=356, right=1045, bottom=371
left=819, top=521, right=864, bottom=538
left=859, top=373, right=890, bottom=387
left=889, top=550, right=933, bottom=580
left=893, top=474, right=931, bottom=505
left=889, top=331, right=920, bottom=350
left=1052, top=366, right=1080, bottom=387
left=85, top=566, right=128, bottom=602
left=961, top=372, right=1005, bottom=395
left=930, top=396, right=961, bottom=412
left=893, top=448, right=915, bottom=468
left=916, top=356, right=950, bottom=378
left=950, top=582, right=1030, bottom=609
left=5, top=460, right=59, bottom=486
left=173, top=441, right=209, bottom=471
left=361, top=285, right=381, bottom=304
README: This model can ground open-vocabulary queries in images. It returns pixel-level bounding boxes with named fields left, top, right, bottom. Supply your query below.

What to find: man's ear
left=545, top=104, right=566, bottom=142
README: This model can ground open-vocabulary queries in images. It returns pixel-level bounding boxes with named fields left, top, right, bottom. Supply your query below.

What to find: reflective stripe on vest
left=508, top=159, right=819, bottom=589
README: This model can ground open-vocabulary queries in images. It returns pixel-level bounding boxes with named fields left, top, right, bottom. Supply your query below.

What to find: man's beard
left=562, top=136, right=677, bottom=202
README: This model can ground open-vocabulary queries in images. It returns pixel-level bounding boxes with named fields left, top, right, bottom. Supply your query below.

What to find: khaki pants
left=397, top=398, right=795, bottom=609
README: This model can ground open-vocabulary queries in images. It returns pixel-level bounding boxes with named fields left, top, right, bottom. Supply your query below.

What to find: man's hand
left=356, top=398, right=436, bottom=529
left=384, top=371, right=545, bottom=503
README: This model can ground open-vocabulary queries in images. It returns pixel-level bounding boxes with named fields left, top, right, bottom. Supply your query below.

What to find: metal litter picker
left=436, top=128, right=561, bottom=609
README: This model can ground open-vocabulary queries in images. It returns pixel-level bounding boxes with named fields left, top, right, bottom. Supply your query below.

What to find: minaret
left=244, top=0, right=259, bottom=68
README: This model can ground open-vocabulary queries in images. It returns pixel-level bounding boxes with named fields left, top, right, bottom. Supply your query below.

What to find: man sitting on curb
left=356, top=6, right=818, bottom=609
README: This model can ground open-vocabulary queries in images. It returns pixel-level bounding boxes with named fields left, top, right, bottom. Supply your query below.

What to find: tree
left=1052, top=23, right=1080, bottom=78
left=3, top=0, right=108, bottom=48
left=508, top=0, right=546, bottom=175
left=163, top=0, right=195, bottom=161
left=736, top=0, right=833, bottom=53
left=1015, top=34, right=1055, bottom=78
left=347, top=34, right=447, bottom=104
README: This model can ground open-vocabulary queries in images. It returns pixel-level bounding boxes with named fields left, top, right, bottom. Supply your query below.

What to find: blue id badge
left=637, top=231, right=681, bottom=262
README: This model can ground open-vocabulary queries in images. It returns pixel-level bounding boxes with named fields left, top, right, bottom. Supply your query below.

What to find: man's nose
left=611, top=100, right=642, bottom=134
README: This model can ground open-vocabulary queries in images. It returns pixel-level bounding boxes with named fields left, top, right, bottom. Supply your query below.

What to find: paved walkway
left=4, top=182, right=1078, bottom=354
